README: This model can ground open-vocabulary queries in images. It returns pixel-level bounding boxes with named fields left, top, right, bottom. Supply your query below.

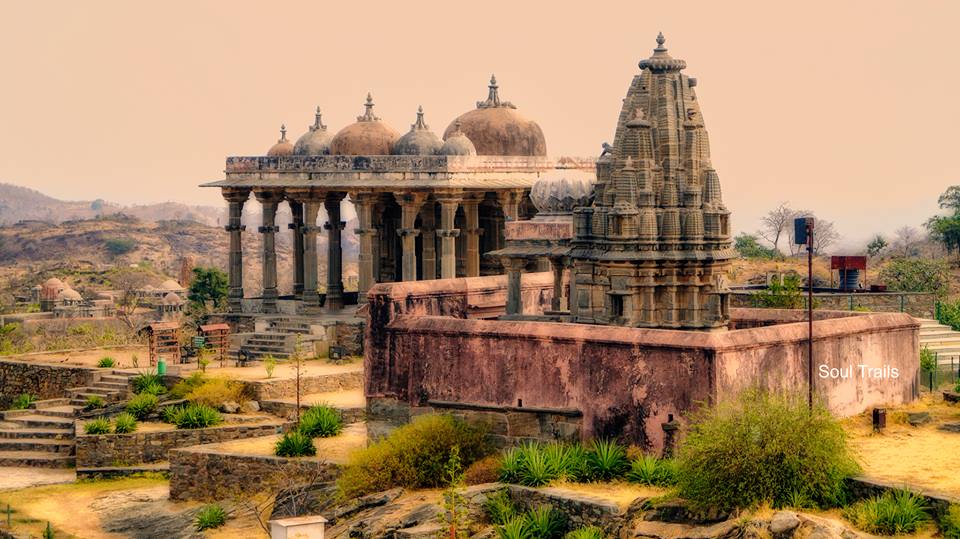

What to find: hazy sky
left=1, top=1, right=958, bottom=248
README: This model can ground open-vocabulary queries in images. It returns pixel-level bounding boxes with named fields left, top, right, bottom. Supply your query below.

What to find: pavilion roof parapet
left=223, top=155, right=595, bottom=175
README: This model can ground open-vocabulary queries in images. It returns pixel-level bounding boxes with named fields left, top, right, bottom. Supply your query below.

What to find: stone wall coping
left=730, top=290, right=936, bottom=298
left=427, top=399, right=582, bottom=417
left=75, top=420, right=284, bottom=439
left=385, top=309, right=918, bottom=352
left=0, top=357, right=99, bottom=372
left=170, top=444, right=333, bottom=464
left=369, top=272, right=553, bottom=301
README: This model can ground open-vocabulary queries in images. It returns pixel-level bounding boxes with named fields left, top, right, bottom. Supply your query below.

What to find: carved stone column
left=350, top=192, right=378, bottom=301
left=396, top=192, right=426, bottom=282
left=324, top=192, right=346, bottom=311
left=254, top=190, right=283, bottom=313
left=288, top=201, right=305, bottom=297
left=436, top=193, right=462, bottom=280
left=549, top=257, right=565, bottom=312
left=419, top=200, right=436, bottom=280
left=301, top=196, right=322, bottom=308
left=502, top=257, right=526, bottom=315
left=462, top=194, right=482, bottom=277
left=223, top=188, right=250, bottom=313
left=497, top=189, right=523, bottom=221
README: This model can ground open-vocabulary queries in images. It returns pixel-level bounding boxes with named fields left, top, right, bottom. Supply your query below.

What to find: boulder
left=907, top=412, right=931, bottom=426
left=220, top=401, right=240, bottom=414
left=770, top=511, right=801, bottom=536
left=240, top=400, right=260, bottom=413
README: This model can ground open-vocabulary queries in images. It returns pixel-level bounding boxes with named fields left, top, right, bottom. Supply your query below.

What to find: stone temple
left=570, top=33, right=733, bottom=329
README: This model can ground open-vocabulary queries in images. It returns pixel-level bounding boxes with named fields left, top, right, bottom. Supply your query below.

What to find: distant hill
left=0, top=182, right=224, bottom=226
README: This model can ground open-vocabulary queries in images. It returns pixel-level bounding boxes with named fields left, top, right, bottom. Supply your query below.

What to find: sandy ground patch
left=0, top=467, right=74, bottom=491
left=5, top=346, right=149, bottom=368
left=844, top=394, right=960, bottom=496
left=546, top=480, right=666, bottom=510
left=170, top=358, right=362, bottom=382
left=273, top=388, right=365, bottom=408
left=196, top=422, right=366, bottom=464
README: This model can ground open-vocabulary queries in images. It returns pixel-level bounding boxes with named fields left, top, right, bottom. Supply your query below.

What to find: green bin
left=157, top=358, right=166, bottom=375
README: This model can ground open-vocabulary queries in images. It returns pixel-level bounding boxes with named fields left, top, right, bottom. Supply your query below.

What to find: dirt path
left=0, top=466, right=74, bottom=491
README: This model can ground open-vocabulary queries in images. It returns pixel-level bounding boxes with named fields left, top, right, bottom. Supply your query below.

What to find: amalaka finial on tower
left=639, top=32, right=686, bottom=72
left=311, top=107, right=327, bottom=131
left=358, top=93, right=380, bottom=122
left=412, top=105, right=428, bottom=130
left=279, top=124, right=287, bottom=142
left=655, top=32, right=666, bottom=51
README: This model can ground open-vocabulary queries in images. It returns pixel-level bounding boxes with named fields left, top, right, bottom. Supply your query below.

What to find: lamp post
left=795, top=217, right=815, bottom=408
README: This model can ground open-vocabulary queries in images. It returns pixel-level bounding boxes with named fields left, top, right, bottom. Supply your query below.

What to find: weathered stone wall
left=242, top=370, right=362, bottom=401
left=366, top=397, right=582, bottom=446
left=169, top=446, right=337, bottom=501
left=0, top=359, right=95, bottom=408
left=366, top=274, right=920, bottom=451
left=76, top=422, right=285, bottom=468
left=730, top=291, right=936, bottom=319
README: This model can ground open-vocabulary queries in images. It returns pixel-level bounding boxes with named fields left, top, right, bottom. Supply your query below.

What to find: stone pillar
left=396, top=192, right=426, bottom=282
left=301, top=198, right=322, bottom=308
left=223, top=188, right=250, bottom=313
left=502, top=257, right=525, bottom=315
left=436, top=194, right=462, bottom=280
left=254, top=190, right=283, bottom=313
left=420, top=201, right=436, bottom=280
left=324, top=192, right=346, bottom=311
left=549, top=257, right=565, bottom=312
left=462, top=195, right=482, bottom=277
left=288, top=201, right=304, bottom=297
left=497, top=189, right=522, bottom=221
left=351, top=192, right=378, bottom=302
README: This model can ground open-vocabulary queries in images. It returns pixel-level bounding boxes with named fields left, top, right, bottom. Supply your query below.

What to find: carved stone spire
left=358, top=93, right=380, bottom=122
left=311, top=107, right=327, bottom=131
left=477, top=74, right=516, bottom=109
left=412, top=105, right=428, bottom=130
left=279, top=124, right=287, bottom=143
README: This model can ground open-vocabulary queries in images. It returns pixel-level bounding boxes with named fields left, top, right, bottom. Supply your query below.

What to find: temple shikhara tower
left=569, top=34, right=734, bottom=329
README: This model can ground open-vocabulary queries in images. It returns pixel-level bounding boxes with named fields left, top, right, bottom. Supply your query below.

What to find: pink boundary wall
left=365, top=274, right=919, bottom=450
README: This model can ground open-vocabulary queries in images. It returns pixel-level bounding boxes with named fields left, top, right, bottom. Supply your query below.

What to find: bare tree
left=812, top=219, right=840, bottom=255
left=892, top=226, right=920, bottom=257
left=758, top=202, right=793, bottom=253
left=111, top=268, right=151, bottom=328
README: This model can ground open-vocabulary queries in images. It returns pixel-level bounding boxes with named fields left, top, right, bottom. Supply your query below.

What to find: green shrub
left=526, top=505, right=566, bottom=538
left=171, top=403, right=222, bottom=429
left=113, top=412, right=138, bottom=434
left=485, top=490, right=518, bottom=525
left=498, top=516, right=532, bottom=539
left=735, top=233, right=779, bottom=259
left=104, top=237, right=137, bottom=256
left=940, top=504, right=960, bottom=539
left=10, top=393, right=37, bottom=410
left=500, top=446, right=523, bottom=484
left=84, top=418, right=111, bottom=435
left=626, top=455, right=677, bottom=486
left=263, top=355, right=277, bottom=379
left=169, top=372, right=206, bottom=399
left=880, top=258, right=950, bottom=297
left=842, top=490, right=930, bottom=535
left=752, top=274, right=805, bottom=309
left=138, top=381, right=166, bottom=396
left=194, top=503, right=227, bottom=531
left=920, top=346, right=937, bottom=373
left=42, top=522, right=54, bottom=539
left=517, top=442, right=559, bottom=487
left=544, top=442, right=589, bottom=482
left=675, top=389, right=860, bottom=511
left=275, top=430, right=317, bottom=457
left=84, top=395, right=106, bottom=409
left=564, top=527, right=604, bottom=539
left=185, top=376, right=246, bottom=408
left=125, top=393, right=159, bottom=420
left=132, top=372, right=163, bottom=394
left=298, top=405, right=343, bottom=438
left=336, top=414, right=491, bottom=499
left=586, top=439, right=629, bottom=481
left=97, top=356, right=115, bottom=368
left=160, top=404, right=185, bottom=424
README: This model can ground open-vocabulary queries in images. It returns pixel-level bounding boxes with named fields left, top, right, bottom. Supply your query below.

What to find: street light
left=794, top=217, right=815, bottom=408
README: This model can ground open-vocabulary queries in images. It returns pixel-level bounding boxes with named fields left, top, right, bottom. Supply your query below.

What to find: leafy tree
left=926, top=215, right=960, bottom=259
left=938, top=186, right=960, bottom=213
left=735, top=233, right=779, bottom=259
left=866, top=235, right=888, bottom=258
left=187, top=267, right=228, bottom=309
left=752, top=274, right=805, bottom=309
left=878, top=258, right=950, bottom=297
left=104, top=237, right=137, bottom=256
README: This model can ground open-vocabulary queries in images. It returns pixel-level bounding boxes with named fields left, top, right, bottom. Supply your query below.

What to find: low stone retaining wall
left=505, top=484, right=621, bottom=528
left=730, top=291, right=936, bottom=319
left=169, top=445, right=338, bottom=501
left=76, top=421, right=286, bottom=468
left=259, top=399, right=365, bottom=424
left=848, top=476, right=960, bottom=519
left=0, top=358, right=95, bottom=408
left=243, top=370, right=363, bottom=401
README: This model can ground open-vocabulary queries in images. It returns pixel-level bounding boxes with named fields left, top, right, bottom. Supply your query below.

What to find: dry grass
left=196, top=422, right=366, bottom=464
left=545, top=480, right=667, bottom=510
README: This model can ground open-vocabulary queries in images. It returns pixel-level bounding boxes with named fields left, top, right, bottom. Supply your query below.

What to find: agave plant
left=518, top=447, right=558, bottom=487
left=497, top=515, right=532, bottom=539
left=499, top=447, right=523, bottom=483
left=526, top=505, right=566, bottom=538
left=586, top=439, right=629, bottom=481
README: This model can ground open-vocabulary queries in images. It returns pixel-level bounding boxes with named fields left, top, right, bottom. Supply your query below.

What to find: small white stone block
left=269, top=515, right=328, bottom=539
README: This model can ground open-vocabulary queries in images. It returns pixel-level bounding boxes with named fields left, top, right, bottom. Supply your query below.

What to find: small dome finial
left=656, top=32, right=666, bottom=50
left=279, top=124, right=287, bottom=142
left=487, top=74, right=500, bottom=107
left=312, top=107, right=326, bottom=131
left=359, top=93, right=380, bottom=122
left=412, top=106, right=428, bottom=130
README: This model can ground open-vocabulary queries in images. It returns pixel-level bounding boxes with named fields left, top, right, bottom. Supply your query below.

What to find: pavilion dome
left=266, top=125, right=294, bottom=157
left=57, top=287, right=82, bottom=302
left=393, top=106, right=442, bottom=155
left=330, top=94, right=400, bottom=155
left=40, top=278, right=65, bottom=300
left=161, top=292, right=183, bottom=305
left=443, top=75, right=546, bottom=157
left=158, top=279, right=183, bottom=291
left=530, top=163, right=596, bottom=215
left=293, top=107, right=333, bottom=156
left=437, top=121, right=477, bottom=156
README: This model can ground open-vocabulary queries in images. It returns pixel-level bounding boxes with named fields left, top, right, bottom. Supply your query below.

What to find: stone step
left=0, top=438, right=74, bottom=454
left=100, top=374, right=131, bottom=383
left=5, top=414, right=75, bottom=430
left=93, top=381, right=129, bottom=390
left=242, top=350, right=291, bottom=359
left=246, top=339, right=290, bottom=348
left=66, top=386, right=115, bottom=396
left=33, top=406, right=81, bottom=419
left=30, top=398, right=72, bottom=410
left=0, top=427, right=73, bottom=440
left=0, top=451, right=75, bottom=468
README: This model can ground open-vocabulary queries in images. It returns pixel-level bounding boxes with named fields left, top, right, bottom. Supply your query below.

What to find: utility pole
left=795, top=217, right=816, bottom=409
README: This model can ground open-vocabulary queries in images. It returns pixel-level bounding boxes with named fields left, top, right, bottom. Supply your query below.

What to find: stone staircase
left=0, top=371, right=137, bottom=468
left=918, top=318, right=960, bottom=365
left=235, top=316, right=321, bottom=360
